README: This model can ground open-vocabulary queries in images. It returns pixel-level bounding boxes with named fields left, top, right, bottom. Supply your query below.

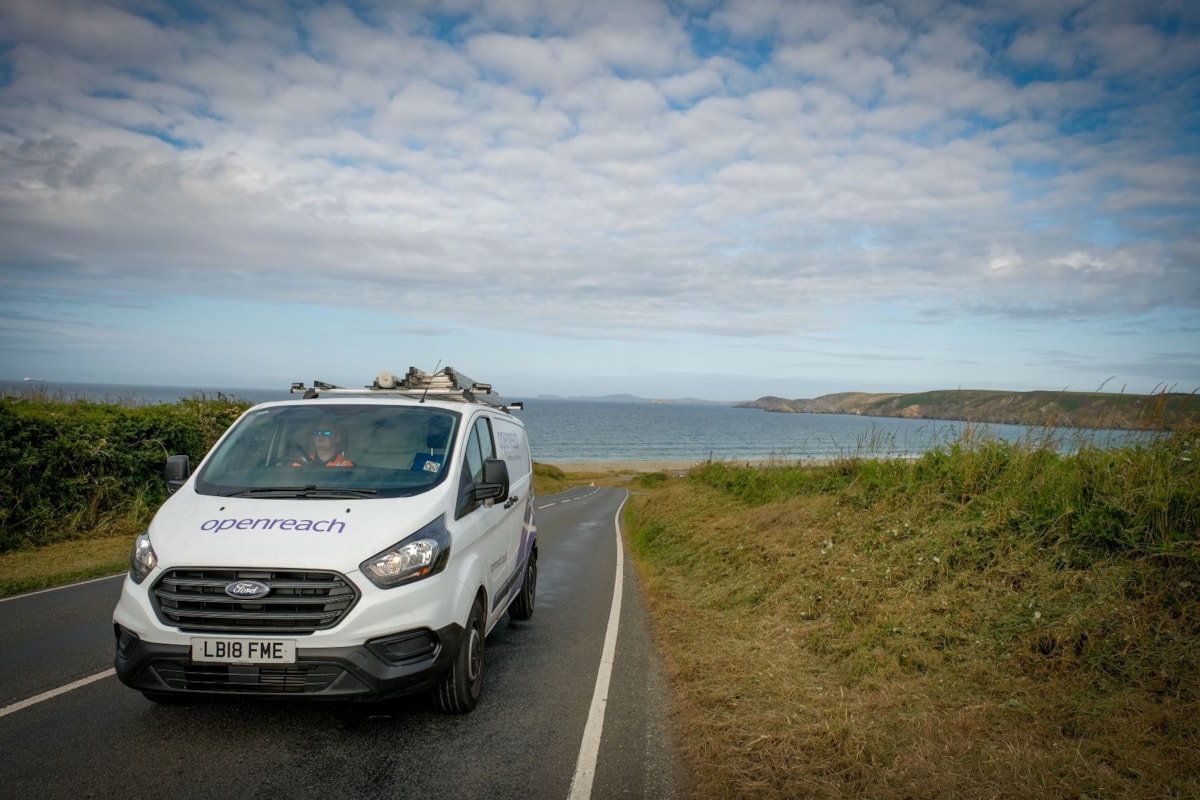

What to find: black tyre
left=508, top=551, right=536, bottom=621
left=434, top=597, right=485, bottom=713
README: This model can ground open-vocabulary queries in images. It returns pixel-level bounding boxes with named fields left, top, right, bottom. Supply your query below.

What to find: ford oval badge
left=225, top=580, right=271, bottom=600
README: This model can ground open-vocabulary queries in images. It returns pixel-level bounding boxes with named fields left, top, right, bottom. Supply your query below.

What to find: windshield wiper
left=220, top=485, right=378, bottom=498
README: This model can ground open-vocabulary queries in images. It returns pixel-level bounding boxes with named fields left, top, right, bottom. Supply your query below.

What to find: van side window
left=464, top=417, right=495, bottom=483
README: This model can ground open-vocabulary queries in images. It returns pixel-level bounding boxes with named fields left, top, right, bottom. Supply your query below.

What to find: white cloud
left=467, top=32, right=600, bottom=91
left=0, top=0, right=1196, bottom=396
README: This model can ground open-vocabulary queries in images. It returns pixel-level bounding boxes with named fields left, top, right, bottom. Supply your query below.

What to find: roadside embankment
left=624, top=435, right=1199, bottom=799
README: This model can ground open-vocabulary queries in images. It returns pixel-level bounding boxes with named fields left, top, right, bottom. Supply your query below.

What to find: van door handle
left=504, top=494, right=519, bottom=509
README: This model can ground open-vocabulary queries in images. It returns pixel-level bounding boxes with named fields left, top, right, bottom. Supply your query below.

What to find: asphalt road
left=0, top=485, right=688, bottom=799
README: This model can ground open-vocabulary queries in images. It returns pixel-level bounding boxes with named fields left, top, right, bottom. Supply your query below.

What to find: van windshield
left=194, top=404, right=458, bottom=498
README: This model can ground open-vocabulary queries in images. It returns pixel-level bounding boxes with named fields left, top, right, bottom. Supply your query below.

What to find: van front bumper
left=113, top=623, right=462, bottom=700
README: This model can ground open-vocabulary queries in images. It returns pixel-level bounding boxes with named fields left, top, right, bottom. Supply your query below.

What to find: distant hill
left=531, top=394, right=732, bottom=405
left=736, top=389, right=1199, bottom=430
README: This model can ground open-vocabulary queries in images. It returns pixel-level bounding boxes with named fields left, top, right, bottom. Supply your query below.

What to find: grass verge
left=626, top=433, right=1198, bottom=799
left=0, top=535, right=131, bottom=597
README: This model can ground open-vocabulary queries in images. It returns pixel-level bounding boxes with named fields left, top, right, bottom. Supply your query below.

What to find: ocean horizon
left=1, top=378, right=1149, bottom=464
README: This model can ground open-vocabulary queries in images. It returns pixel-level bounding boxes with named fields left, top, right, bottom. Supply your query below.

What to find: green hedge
left=0, top=395, right=249, bottom=552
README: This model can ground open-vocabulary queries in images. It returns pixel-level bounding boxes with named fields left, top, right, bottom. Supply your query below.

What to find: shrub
left=634, top=471, right=669, bottom=488
left=0, top=394, right=250, bottom=552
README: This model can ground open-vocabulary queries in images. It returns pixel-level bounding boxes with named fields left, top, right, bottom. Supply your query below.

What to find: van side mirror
left=165, top=454, right=191, bottom=495
left=474, top=458, right=510, bottom=505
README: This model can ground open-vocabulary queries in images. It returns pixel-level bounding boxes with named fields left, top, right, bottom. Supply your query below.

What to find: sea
left=2, top=379, right=1153, bottom=464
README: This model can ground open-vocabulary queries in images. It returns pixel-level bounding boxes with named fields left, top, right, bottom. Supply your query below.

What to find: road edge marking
left=0, top=668, right=116, bottom=719
left=0, top=573, right=125, bottom=603
left=567, top=490, right=628, bottom=800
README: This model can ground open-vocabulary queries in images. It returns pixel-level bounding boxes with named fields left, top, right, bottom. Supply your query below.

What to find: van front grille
left=151, top=662, right=347, bottom=694
left=151, top=568, right=359, bottom=634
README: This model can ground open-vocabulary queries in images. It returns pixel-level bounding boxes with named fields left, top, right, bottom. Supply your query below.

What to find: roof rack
left=290, top=366, right=522, bottom=411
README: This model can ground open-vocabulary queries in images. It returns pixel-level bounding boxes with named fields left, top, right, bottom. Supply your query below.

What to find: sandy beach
left=544, top=458, right=778, bottom=473
left=545, top=460, right=698, bottom=473
left=543, top=457, right=851, bottom=473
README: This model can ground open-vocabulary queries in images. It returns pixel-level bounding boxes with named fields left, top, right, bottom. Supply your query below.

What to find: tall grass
left=692, top=425, right=1197, bottom=562
left=628, top=424, right=1199, bottom=799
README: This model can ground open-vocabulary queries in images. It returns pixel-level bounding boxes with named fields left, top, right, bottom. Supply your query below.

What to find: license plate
left=191, top=637, right=297, bottom=664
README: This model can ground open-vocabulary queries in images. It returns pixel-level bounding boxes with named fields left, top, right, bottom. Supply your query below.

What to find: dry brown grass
left=627, top=469, right=1200, bottom=799
left=0, top=534, right=130, bottom=596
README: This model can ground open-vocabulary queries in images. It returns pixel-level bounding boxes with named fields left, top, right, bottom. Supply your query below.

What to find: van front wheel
left=434, top=597, right=485, bottom=713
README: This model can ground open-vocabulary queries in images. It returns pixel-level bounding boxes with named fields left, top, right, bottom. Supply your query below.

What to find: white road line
left=567, top=491, right=628, bottom=800
left=538, top=487, right=601, bottom=510
left=0, top=668, right=116, bottom=719
left=0, top=573, right=124, bottom=603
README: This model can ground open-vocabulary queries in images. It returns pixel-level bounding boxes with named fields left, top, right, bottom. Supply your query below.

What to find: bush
left=0, top=394, right=250, bottom=552
left=634, top=471, right=669, bottom=488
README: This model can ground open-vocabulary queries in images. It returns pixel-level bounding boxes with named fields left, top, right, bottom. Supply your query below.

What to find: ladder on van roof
left=290, top=366, right=522, bottom=411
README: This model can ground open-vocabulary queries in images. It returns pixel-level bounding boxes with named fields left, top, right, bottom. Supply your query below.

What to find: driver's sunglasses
left=313, top=430, right=334, bottom=437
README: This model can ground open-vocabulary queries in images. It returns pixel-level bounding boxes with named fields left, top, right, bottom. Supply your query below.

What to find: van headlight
left=361, top=515, right=451, bottom=588
left=129, top=532, right=157, bottom=584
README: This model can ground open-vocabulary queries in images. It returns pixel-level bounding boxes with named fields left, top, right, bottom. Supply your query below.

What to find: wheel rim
left=467, top=625, right=482, bottom=683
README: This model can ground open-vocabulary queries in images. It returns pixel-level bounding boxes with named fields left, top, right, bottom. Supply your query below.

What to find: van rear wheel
left=509, top=551, right=536, bottom=621
left=434, top=597, right=485, bottom=713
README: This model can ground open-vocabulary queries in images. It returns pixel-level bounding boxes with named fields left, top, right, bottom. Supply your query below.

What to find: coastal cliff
left=736, top=389, right=1199, bottom=430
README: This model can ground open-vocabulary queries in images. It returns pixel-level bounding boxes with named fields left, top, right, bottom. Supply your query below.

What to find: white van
left=112, top=367, right=537, bottom=713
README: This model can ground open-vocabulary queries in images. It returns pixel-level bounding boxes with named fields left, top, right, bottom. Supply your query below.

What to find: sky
left=1, top=0, right=1198, bottom=402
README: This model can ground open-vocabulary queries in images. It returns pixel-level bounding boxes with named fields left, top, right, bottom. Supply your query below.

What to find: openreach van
left=112, top=367, right=537, bottom=713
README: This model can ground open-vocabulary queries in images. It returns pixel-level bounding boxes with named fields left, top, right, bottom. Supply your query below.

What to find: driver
left=292, top=427, right=354, bottom=467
